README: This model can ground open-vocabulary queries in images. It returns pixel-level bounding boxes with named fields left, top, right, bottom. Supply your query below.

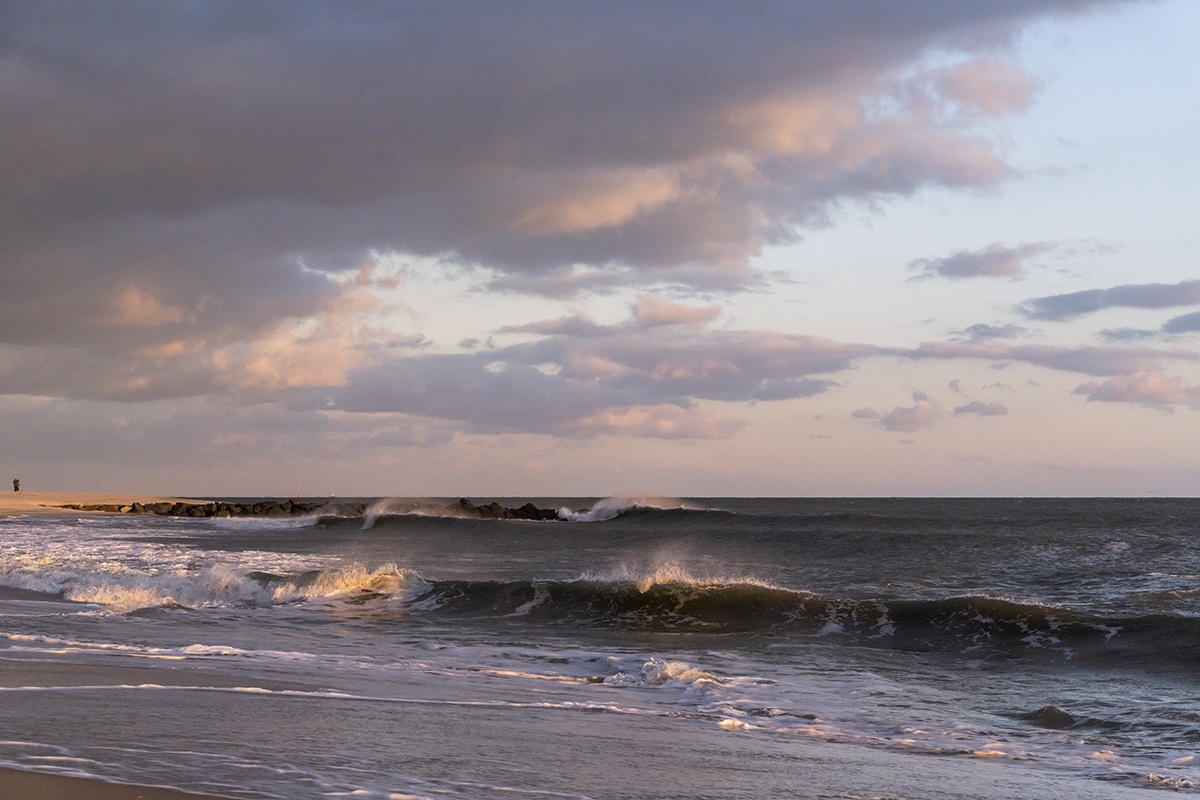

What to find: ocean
left=0, top=497, right=1198, bottom=799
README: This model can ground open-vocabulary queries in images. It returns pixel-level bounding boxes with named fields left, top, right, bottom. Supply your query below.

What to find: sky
left=2, top=0, right=1199, bottom=498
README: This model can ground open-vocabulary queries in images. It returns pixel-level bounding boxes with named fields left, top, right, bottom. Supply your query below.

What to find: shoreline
left=0, top=491, right=204, bottom=518
left=0, top=768, right=234, bottom=799
left=0, top=491, right=563, bottom=521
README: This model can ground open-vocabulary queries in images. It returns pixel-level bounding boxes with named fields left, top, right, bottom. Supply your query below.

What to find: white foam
left=0, top=513, right=441, bottom=613
left=203, top=514, right=321, bottom=530
left=603, top=657, right=721, bottom=691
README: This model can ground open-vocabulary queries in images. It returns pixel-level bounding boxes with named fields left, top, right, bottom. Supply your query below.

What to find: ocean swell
left=336, top=577, right=1200, bottom=668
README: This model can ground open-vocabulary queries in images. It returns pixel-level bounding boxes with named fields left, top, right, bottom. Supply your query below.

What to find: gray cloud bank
left=3, top=0, right=1166, bottom=446
left=3, top=2, right=1119, bottom=326
left=1020, top=279, right=1200, bottom=321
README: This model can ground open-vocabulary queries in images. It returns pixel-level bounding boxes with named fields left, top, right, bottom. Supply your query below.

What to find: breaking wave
left=0, top=563, right=429, bottom=614
left=361, top=498, right=483, bottom=528
left=557, top=495, right=713, bottom=522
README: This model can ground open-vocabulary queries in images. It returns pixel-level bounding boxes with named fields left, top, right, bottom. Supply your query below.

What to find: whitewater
left=1, top=497, right=1198, bottom=798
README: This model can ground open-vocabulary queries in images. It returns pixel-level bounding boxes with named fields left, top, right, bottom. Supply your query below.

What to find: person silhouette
left=12, top=478, right=19, bottom=492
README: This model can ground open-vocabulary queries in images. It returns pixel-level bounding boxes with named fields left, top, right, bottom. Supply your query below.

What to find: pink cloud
left=1073, top=371, right=1200, bottom=407
left=565, top=405, right=747, bottom=440
left=855, top=391, right=943, bottom=433
left=929, top=59, right=1043, bottom=117
left=953, top=400, right=1008, bottom=417
left=880, top=392, right=943, bottom=432
left=908, top=241, right=1054, bottom=280
left=629, top=296, right=721, bottom=328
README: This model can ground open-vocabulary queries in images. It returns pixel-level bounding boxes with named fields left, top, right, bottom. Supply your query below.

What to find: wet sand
left=0, top=491, right=202, bottom=518
left=0, top=768, right=235, bottom=799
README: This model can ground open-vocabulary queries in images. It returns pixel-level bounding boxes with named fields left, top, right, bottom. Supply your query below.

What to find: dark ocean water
left=1, top=497, right=1198, bottom=798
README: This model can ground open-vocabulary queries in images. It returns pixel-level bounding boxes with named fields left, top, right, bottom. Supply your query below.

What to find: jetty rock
left=57, top=499, right=328, bottom=518
left=454, top=498, right=560, bottom=521
left=55, top=497, right=562, bottom=521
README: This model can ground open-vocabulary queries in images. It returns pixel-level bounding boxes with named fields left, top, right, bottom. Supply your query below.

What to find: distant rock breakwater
left=56, top=500, right=334, bottom=518
left=55, top=498, right=562, bottom=521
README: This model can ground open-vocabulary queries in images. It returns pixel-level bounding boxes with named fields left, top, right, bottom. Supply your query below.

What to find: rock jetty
left=55, top=498, right=562, bottom=520
left=452, top=498, right=560, bottom=521
left=55, top=500, right=336, bottom=518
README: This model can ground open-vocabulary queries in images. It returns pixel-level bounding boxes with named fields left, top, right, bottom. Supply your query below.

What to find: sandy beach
left=0, top=491, right=203, bottom=518
left=0, top=767, right=235, bottom=799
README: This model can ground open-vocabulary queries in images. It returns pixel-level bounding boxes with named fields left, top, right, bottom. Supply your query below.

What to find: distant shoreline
left=0, top=492, right=562, bottom=521
left=0, top=491, right=204, bottom=518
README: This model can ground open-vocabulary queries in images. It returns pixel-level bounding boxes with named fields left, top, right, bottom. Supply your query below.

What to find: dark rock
left=1020, top=706, right=1077, bottom=730
left=451, top=498, right=560, bottom=521
left=59, top=496, right=562, bottom=522
left=514, top=502, right=559, bottom=521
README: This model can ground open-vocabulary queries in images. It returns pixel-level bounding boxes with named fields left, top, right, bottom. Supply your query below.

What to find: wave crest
left=558, top=495, right=702, bottom=522
left=270, top=564, right=430, bottom=606
left=362, top=498, right=475, bottom=528
left=580, top=562, right=778, bottom=594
